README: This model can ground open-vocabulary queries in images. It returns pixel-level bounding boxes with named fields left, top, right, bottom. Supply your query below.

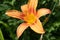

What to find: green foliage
left=0, top=0, right=60, bottom=40
left=0, top=29, right=4, bottom=40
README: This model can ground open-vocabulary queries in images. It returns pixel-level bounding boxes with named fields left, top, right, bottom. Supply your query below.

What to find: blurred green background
left=0, top=0, right=60, bottom=40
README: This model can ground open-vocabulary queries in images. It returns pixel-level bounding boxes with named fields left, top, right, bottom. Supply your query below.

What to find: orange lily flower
left=5, top=0, right=51, bottom=38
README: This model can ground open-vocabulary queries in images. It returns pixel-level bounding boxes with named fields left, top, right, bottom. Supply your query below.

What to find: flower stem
left=39, top=34, right=43, bottom=40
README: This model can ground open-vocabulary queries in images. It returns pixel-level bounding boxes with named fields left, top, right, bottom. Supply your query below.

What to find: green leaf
left=10, top=0, right=16, bottom=5
left=0, top=4, right=11, bottom=11
left=0, top=29, right=4, bottom=40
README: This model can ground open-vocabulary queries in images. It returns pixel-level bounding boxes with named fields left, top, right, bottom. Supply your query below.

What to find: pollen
left=24, top=13, right=36, bottom=24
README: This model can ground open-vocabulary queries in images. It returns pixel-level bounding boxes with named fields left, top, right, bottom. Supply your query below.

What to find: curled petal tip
left=47, top=9, right=51, bottom=14
left=16, top=28, right=21, bottom=39
left=5, top=12, right=7, bottom=14
left=5, top=12, right=9, bottom=16
left=41, top=8, right=51, bottom=14
left=16, top=36, right=19, bottom=39
left=41, top=30, right=45, bottom=34
left=5, top=11, right=8, bottom=14
left=37, top=29, right=45, bottom=34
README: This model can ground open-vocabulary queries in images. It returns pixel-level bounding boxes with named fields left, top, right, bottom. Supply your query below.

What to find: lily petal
left=37, top=8, right=51, bottom=18
left=30, top=19, right=45, bottom=34
left=5, top=10, right=22, bottom=19
left=28, top=0, right=38, bottom=10
left=21, top=4, right=28, bottom=12
left=17, top=23, right=29, bottom=38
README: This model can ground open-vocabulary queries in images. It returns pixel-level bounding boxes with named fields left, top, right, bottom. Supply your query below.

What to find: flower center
left=24, top=13, right=36, bottom=24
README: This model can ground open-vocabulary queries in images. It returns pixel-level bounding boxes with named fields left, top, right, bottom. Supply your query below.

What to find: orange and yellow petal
left=16, top=23, right=29, bottom=38
left=5, top=10, right=22, bottom=19
left=30, top=19, right=45, bottom=34
left=37, top=8, right=51, bottom=18
left=28, top=0, right=38, bottom=10
left=21, top=4, right=28, bottom=12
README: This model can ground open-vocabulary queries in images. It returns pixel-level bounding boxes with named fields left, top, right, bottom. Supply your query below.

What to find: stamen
left=23, top=13, right=36, bottom=24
